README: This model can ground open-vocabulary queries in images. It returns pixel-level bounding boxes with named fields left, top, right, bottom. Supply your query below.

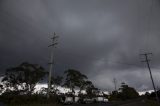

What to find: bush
left=0, top=93, right=61, bottom=105
left=109, top=83, right=139, bottom=101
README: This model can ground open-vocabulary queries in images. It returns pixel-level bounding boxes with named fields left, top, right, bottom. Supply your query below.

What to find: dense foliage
left=0, top=62, right=100, bottom=105
left=2, top=62, right=47, bottom=95
left=63, top=69, right=88, bottom=94
left=109, top=82, right=139, bottom=101
left=0, top=62, right=142, bottom=105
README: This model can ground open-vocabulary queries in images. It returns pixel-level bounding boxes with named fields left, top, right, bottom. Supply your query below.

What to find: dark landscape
left=1, top=0, right=160, bottom=106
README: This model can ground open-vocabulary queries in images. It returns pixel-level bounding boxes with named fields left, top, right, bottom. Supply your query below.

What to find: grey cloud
left=1, top=0, right=160, bottom=91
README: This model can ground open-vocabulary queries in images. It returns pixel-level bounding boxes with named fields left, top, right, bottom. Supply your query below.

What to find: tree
left=51, top=75, right=63, bottom=95
left=2, top=62, right=47, bottom=95
left=109, top=82, right=139, bottom=101
left=0, top=84, right=4, bottom=94
left=85, top=81, right=98, bottom=98
left=63, top=69, right=88, bottom=95
left=118, top=82, right=139, bottom=100
left=109, top=90, right=119, bottom=101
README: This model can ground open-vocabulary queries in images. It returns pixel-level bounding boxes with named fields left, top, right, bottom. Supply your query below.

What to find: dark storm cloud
left=1, top=0, right=160, bottom=91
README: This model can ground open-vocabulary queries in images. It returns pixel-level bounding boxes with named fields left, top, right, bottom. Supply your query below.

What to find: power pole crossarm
left=48, top=43, right=58, bottom=47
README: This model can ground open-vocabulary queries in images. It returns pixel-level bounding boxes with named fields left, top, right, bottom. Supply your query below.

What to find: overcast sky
left=1, top=0, right=160, bottom=91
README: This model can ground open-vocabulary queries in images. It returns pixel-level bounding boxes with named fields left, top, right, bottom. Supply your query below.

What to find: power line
left=48, top=48, right=160, bottom=72
left=140, top=53, right=159, bottom=103
left=54, top=49, right=143, bottom=68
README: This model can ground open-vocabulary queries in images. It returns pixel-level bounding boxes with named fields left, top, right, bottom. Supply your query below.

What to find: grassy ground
left=118, top=101, right=146, bottom=106
left=115, top=99, right=159, bottom=106
left=145, top=99, right=159, bottom=106
left=8, top=104, right=62, bottom=106
left=0, top=94, right=62, bottom=106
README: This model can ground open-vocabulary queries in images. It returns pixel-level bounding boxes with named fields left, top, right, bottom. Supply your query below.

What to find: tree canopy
left=63, top=69, right=88, bottom=94
left=2, top=62, right=47, bottom=94
left=109, top=82, right=139, bottom=101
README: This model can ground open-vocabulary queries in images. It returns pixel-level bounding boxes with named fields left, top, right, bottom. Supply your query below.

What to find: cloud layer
left=1, top=0, right=160, bottom=91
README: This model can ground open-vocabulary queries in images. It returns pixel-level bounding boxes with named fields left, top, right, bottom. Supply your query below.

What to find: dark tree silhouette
left=118, top=82, right=139, bottom=100
left=51, top=75, right=63, bottom=95
left=2, top=62, right=47, bottom=95
left=63, top=69, right=88, bottom=95
left=85, top=81, right=98, bottom=98
left=109, top=82, right=139, bottom=101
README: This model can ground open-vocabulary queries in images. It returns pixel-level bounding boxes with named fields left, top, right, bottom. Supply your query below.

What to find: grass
left=146, top=99, right=159, bottom=106
left=109, top=98, right=143, bottom=106
left=0, top=94, right=62, bottom=106
left=111, top=98, right=160, bottom=106
left=7, top=103, right=62, bottom=106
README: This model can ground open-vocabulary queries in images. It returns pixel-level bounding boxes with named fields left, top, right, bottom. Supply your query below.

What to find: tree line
left=0, top=62, right=145, bottom=105
left=0, top=62, right=100, bottom=105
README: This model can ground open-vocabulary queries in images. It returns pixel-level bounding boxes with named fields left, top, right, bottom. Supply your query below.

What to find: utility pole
left=140, top=53, right=159, bottom=103
left=47, top=32, right=58, bottom=98
left=113, top=78, right=117, bottom=91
